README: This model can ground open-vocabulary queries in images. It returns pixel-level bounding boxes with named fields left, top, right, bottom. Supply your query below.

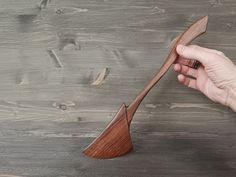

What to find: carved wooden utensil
left=83, top=16, right=209, bottom=159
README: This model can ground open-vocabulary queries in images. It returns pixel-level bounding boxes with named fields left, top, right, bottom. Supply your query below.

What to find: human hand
left=174, top=44, right=236, bottom=111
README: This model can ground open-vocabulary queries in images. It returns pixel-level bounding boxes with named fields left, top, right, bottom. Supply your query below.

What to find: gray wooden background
left=0, top=0, right=236, bottom=177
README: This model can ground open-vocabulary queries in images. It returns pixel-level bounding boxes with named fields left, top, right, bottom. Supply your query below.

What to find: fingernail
left=176, top=45, right=185, bottom=54
left=177, top=74, right=185, bottom=82
left=173, top=64, right=180, bottom=71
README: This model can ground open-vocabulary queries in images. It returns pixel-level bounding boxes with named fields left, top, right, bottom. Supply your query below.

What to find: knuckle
left=216, top=51, right=225, bottom=56
left=213, top=52, right=219, bottom=58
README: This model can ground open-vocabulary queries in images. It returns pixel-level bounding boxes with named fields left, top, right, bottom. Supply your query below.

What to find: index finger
left=176, top=45, right=218, bottom=65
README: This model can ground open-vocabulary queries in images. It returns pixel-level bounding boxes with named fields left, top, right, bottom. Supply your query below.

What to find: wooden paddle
left=83, top=15, right=209, bottom=159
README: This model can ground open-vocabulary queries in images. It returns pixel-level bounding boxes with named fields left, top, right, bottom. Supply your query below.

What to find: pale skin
left=174, top=44, right=236, bottom=112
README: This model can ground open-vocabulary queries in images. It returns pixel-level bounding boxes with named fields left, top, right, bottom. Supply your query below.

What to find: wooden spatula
left=83, top=15, right=209, bottom=159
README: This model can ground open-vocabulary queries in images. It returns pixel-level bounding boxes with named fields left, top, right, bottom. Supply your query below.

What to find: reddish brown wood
left=83, top=104, right=133, bottom=158
left=83, top=15, right=209, bottom=159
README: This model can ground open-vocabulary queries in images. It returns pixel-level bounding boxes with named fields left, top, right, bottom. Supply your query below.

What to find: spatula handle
left=127, top=16, right=209, bottom=123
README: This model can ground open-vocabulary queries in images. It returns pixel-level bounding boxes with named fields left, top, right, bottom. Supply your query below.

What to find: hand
left=174, top=44, right=236, bottom=111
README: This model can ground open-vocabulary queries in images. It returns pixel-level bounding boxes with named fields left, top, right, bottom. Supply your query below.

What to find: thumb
left=176, top=45, right=216, bottom=66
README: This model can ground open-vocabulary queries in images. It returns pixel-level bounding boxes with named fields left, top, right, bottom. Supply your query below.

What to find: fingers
left=174, top=63, right=199, bottom=90
left=174, top=64, right=198, bottom=78
left=176, top=44, right=220, bottom=65
left=175, top=56, right=193, bottom=66
left=175, top=56, right=201, bottom=69
left=174, top=64, right=198, bottom=90
left=177, top=74, right=198, bottom=90
left=175, top=45, right=225, bottom=69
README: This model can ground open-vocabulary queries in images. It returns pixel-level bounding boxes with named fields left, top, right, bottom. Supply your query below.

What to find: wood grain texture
left=0, top=0, right=235, bottom=176
left=84, top=103, right=133, bottom=159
